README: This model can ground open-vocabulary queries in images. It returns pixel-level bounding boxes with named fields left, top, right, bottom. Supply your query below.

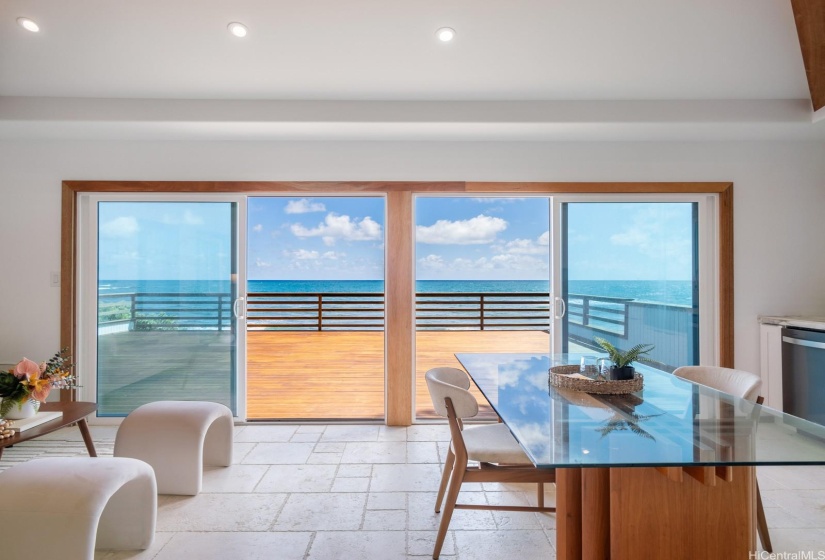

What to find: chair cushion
left=459, top=423, right=532, bottom=464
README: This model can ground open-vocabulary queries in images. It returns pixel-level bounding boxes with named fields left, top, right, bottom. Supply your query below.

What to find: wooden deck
left=96, top=329, right=550, bottom=420
left=248, top=330, right=550, bottom=420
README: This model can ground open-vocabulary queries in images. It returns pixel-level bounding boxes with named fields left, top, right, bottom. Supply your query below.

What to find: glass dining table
left=455, top=353, right=825, bottom=560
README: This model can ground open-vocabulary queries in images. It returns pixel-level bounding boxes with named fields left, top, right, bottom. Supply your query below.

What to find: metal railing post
left=317, top=294, right=323, bottom=331
left=480, top=294, right=485, bottom=330
left=582, top=297, right=590, bottom=326
left=217, top=294, right=224, bottom=330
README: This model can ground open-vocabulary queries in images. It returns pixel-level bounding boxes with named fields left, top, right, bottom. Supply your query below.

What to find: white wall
left=1, top=139, right=824, bottom=377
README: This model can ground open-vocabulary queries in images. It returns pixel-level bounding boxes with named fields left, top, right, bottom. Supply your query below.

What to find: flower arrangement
left=0, top=349, right=78, bottom=417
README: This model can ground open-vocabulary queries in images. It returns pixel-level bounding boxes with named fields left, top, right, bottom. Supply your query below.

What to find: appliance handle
left=554, top=296, right=566, bottom=319
left=233, top=297, right=246, bottom=319
left=782, top=336, right=825, bottom=350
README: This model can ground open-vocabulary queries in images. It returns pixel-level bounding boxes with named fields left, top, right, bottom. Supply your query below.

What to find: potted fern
left=594, top=337, right=654, bottom=381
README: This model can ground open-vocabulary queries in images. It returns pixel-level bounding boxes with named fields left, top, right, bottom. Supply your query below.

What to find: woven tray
left=549, top=365, right=643, bottom=395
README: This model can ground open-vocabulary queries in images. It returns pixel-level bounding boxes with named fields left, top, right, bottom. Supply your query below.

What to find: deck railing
left=99, top=291, right=640, bottom=333
left=98, top=290, right=694, bottom=370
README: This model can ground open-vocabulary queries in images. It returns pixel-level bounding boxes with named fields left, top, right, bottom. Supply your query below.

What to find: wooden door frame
left=61, top=181, right=733, bottom=426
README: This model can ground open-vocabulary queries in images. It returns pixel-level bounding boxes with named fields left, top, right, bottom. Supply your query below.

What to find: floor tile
left=202, top=464, right=268, bottom=493
left=408, top=491, right=496, bottom=531
left=290, top=432, right=321, bottom=443
left=406, top=425, right=450, bottom=442
left=338, top=463, right=373, bottom=478
left=371, top=464, right=443, bottom=492
left=363, top=509, right=407, bottom=530
left=296, top=425, right=327, bottom=433
left=368, top=492, right=407, bottom=510
left=234, top=425, right=298, bottom=442
left=453, top=530, right=555, bottom=560
left=378, top=426, right=408, bottom=441
left=331, top=476, right=371, bottom=492
left=314, top=442, right=346, bottom=453
left=242, top=442, right=314, bottom=464
left=342, top=441, right=407, bottom=464
left=256, top=464, right=337, bottom=493
left=157, top=494, right=285, bottom=532
left=320, top=425, right=380, bottom=442
left=152, top=532, right=311, bottom=560
left=94, top=532, right=174, bottom=560
left=276, top=493, right=367, bottom=531
left=308, top=531, right=407, bottom=560
left=408, top=530, right=456, bottom=557
left=407, top=441, right=440, bottom=463
left=307, top=452, right=342, bottom=464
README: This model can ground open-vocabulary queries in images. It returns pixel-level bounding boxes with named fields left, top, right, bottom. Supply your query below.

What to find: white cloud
left=285, top=199, right=327, bottom=214
left=418, top=252, right=546, bottom=273
left=538, top=231, right=550, bottom=246
left=290, top=213, right=382, bottom=246
left=496, top=238, right=548, bottom=256
left=255, top=258, right=272, bottom=268
left=322, top=251, right=345, bottom=260
left=418, top=254, right=446, bottom=270
left=100, top=216, right=139, bottom=237
left=252, top=224, right=263, bottom=233
left=285, top=249, right=320, bottom=260
left=416, top=215, right=507, bottom=245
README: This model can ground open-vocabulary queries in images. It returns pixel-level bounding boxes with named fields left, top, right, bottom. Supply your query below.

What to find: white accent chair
left=114, top=400, right=233, bottom=495
left=425, top=367, right=556, bottom=560
left=0, top=457, right=156, bottom=560
left=673, top=365, right=772, bottom=553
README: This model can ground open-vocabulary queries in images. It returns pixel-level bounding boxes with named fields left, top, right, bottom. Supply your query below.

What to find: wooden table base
left=557, top=466, right=756, bottom=560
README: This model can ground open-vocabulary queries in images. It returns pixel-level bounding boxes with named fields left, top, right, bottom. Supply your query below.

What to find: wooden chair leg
left=537, top=482, right=544, bottom=508
left=433, top=459, right=466, bottom=559
left=435, top=447, right=455, bottom=513
left=756, top=481, right=772, bottom=553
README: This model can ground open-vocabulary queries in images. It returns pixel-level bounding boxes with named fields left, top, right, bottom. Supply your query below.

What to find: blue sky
left=98, top=202, right=232, bottom=280
left=98, top=198, right=694, bottom=282
left=248, top=197, right=385, bottom=280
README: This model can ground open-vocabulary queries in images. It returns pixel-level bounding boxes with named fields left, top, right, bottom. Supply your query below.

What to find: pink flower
left=39, top=361, right=47, bottom=373
left=14, top=358, right=40, bottom=380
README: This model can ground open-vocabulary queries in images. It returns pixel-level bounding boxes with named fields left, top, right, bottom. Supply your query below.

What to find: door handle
left=783, top=336, right=825, bottom=350
left=233, top=297, right=246, bottom=319
left=554, top=296, right=566, bottom=319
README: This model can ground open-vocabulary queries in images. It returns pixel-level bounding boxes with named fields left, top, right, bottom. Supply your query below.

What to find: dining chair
left=673, top=365, right=773, bottom=553
left=425, top=367, right=556, bottom=560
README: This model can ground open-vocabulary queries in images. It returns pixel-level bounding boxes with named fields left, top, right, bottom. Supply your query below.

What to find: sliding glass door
left=551, top=197, right=714, bottom=370
left=89, top=198, right=243, bottom=416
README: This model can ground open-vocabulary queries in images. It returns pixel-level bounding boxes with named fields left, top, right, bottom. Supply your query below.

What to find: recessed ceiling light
left=436, top=27, right=455, bottom=42
left=17, top=17, right=40, bottom=33
left=227, top=22, right=248, bottom=38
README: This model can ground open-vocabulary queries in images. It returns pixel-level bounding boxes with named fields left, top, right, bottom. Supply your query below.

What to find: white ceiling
left=0, top=0, right=821, bottom=141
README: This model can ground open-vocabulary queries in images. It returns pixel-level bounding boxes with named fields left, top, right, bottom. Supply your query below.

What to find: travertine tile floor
left=2, top=423, right=824, bottom=559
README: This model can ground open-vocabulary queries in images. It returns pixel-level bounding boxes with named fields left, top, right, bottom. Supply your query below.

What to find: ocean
left=100, top=279, right=693, bottom=306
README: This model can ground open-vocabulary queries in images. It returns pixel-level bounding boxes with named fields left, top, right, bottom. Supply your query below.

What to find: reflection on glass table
left=455, top=353, right=825, bottom=469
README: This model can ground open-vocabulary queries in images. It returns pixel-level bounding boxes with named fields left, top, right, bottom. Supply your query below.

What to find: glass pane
left=97, top=202, right=237, bottom=416
left=561, top=202, right=699, bottom=371
left=246, top=197, right=385, bottom=420
left=414, top=196, right=551, bottom=420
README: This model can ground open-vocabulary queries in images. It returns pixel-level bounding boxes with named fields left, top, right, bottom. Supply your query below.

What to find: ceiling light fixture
left=17, top=17, right=40, bottom=32
left=227, top=22, right=248, bottom=38
left=436, top=27, right=455, bottom=42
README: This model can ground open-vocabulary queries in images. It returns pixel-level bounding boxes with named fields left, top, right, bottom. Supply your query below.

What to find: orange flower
left=14, top=358, right=40, bottom=380
left=27, top=377, right=52, bottom=402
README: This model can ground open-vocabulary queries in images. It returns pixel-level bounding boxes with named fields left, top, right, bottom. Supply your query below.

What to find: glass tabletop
left=455, top=353, right=825, bottom=469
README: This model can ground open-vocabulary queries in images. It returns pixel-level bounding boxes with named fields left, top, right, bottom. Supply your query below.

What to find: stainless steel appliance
left=782, top=326, right=825, bottom=426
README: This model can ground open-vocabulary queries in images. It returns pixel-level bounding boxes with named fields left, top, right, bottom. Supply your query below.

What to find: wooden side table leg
left=77, top=418, right=97, bottom=457
left=557, top=468, right=583, bottom=560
